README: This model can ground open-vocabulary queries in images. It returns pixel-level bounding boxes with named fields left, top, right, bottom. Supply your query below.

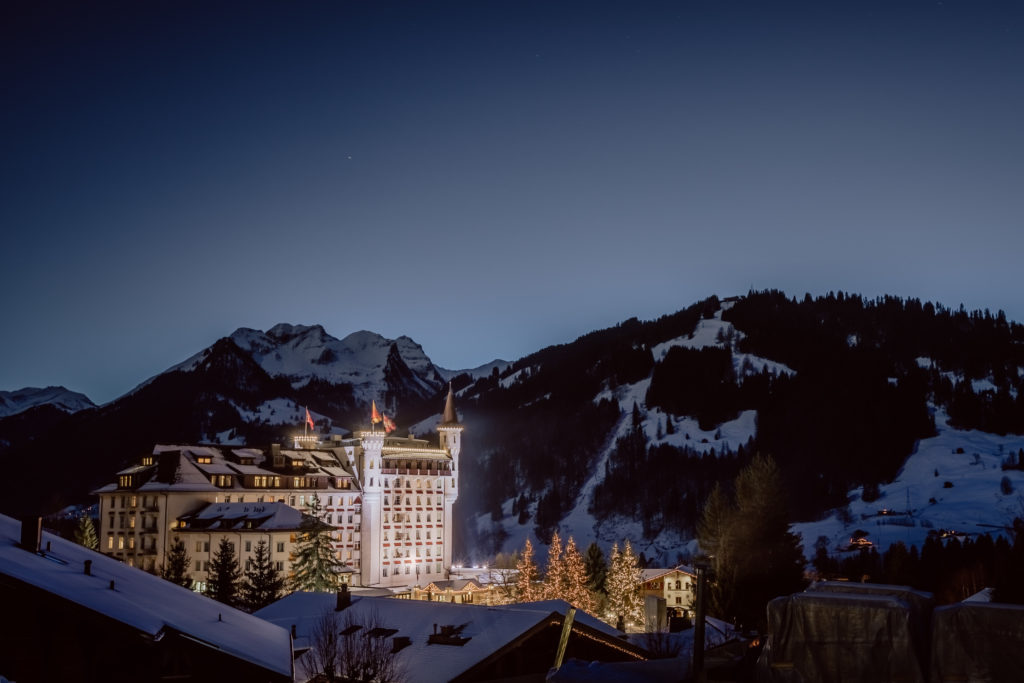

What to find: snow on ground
left=646, top=410, right=757, bottom=454
left=792, top=408, right=1024, bottom=559
left=650, top=308, right=793, bottom=379
left=234, top=397, right=305, bottom=425
left=0, top=385, right=96, bottom=417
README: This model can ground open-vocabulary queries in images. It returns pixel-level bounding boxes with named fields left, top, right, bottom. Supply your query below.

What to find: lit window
left=107, top=536, right=113, bottom=549
left=117, top=536, right=124, bottom=549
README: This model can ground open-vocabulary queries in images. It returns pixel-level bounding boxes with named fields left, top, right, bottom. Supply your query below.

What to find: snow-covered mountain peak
left=0, top=386, right=96, bottom=418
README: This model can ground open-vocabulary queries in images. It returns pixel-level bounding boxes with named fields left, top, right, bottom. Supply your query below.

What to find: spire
left=440, top=383, right=459, bottom=426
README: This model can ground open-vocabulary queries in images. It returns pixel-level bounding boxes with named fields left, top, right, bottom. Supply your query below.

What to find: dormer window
left=141, top=456, right=154, bottom=466
left=196, top=456, right=213, bottom=465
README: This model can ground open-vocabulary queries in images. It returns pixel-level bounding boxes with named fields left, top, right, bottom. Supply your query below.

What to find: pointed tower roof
left=440, top=383, right=460, bottom=427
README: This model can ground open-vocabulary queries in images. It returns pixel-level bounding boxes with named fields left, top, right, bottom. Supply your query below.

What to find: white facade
left=94, top=393, right=464, bottom=589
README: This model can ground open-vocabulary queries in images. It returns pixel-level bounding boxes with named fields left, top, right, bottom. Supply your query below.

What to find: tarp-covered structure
left=757, top=582, right=935, bottom=683
left=930, top=602, right=1024, bottom=682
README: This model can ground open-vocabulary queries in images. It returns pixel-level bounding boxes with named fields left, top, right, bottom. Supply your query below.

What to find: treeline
left=814, top=526, right=1024, bottom=605
left=456, top=290, right=1024, bottom=547
left=644, top=343, right=934, bottom=519
left=590, top=411, right=747, bottom=538
left=457, top=300, right=712, bottom=540
left=726, top=289, right=1024, bottom=435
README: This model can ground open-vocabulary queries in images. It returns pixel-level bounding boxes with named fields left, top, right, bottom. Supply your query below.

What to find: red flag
left=305, top=407, right=315, bottom=430
left=383, top=413, right=396, bottom=434
left=371, top=400, right=382, bottom=424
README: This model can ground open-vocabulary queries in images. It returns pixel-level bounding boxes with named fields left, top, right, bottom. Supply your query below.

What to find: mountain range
left=2, top=290, right=1023, bottom=565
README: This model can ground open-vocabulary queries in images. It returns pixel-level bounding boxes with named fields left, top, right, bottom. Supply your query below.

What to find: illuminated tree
left=562, top=536, right=596, bottom=613
left=542, top=531, right=565, bottom=599
left=515, top=539, right=541, bottom=601
left=605, top=541, right=644, bottom=630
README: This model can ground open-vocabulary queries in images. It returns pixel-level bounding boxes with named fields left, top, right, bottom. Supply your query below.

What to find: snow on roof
left=256, top=594, right=631, bottom=683
left=178, top=502, right=308, bottom=530
left=137, top=452, right=216, bottom=490
left=0, top=514, right=292, bottom=677
left=640, top=566, right=696, bottom=583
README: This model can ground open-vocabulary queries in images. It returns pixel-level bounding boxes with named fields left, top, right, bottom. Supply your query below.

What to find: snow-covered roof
left=177, top=501, right=313, bottom=531
left=0, top=514, right=292, bottom=677
left=640, top=565, right=696, bottom=584
left=256, top=594, right=637, bottom=683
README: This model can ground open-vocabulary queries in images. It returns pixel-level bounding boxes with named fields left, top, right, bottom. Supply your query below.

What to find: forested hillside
left=455, top=290, right=1024, bottom=556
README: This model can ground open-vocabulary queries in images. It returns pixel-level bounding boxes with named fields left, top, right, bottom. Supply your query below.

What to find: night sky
left=3, top=1, right=1022, bottom=404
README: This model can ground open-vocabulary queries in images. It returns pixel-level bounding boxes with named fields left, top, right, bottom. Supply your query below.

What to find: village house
left=255, top=590, right=649, bottom=683
left=0, top=513, right=293, bottom=682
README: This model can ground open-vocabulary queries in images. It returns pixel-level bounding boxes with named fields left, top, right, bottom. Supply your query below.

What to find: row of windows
left=389, top=547, right=436, bottom=558
left=384, top=495, right=443, bottom=506
left=107, top=535, right=156, bottom=551
left=384, top=530, right=435, bottom=541
left=109, top=495, right=161, bottom=509
left=192, top=540, right=288, bottom=554
left=383, top=562, right=443, bottom=577
left=385, top=478, right=443, bottom=489
left=383, top=512, right=441, bottom=524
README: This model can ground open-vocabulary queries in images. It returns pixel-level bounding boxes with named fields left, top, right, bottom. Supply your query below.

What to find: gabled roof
left=640, top=565, right=697, bottom=584
left=0, top=514, right=292, bottom=677
left=177, top=501, right=319, bottom=532
left=256, top=594, right=641, bottom=683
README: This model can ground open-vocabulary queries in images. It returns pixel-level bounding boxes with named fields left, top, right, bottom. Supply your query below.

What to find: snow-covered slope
left=437, top=359, right=511, bottom=381
left=150, top=324, right=445, bottom=404
left=0, top=386, right=95, bottom=418
left=792, top=408, right=1024, bottom=558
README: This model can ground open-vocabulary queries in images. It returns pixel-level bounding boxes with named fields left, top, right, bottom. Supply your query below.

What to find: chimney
left=84, top=560, right=92, bottom=576
left=20, top=516, right=41, bottom=553
left=271, top=443, right=283, bottom=468
left=336, top=584, right=351, bottom=611
left=291, top=624, right=297, bottom=638
left=109, top=580, right=116, bottom=590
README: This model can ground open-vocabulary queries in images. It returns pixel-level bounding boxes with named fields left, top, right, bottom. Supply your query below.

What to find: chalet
left=255, top=592, right=648, bottom=683
left=639, top=565, right=697, bottom=617
left=0, top=513, right=293, bottom=682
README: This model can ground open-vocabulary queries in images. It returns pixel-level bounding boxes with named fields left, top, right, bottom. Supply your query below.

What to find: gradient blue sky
left=2, top=1, right=1022, bottom=404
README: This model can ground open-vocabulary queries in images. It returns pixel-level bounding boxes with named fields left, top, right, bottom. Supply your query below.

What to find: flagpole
left=304, top=406, right=308, bottom=437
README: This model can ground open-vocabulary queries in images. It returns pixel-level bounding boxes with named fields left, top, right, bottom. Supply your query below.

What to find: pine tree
left=241, top=539, right=286, bottom=611
left=73, top=513, right=99, bottom=550
left=515, top=539, right=541, bottom=602
left=605, top=541, right=644, bottom=631
left=161, top=540, right=193, bottom=589
left=584, top=542, right=608, bottom=595
left=698, top=454, right=806, bottom=630
left=562, top=536, right=596, bottom=613
left=206, top=537, right=242, bottom=607
left=542, top=531, right=565, bottom=599
left=290, top=493, right=344, bottom=592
